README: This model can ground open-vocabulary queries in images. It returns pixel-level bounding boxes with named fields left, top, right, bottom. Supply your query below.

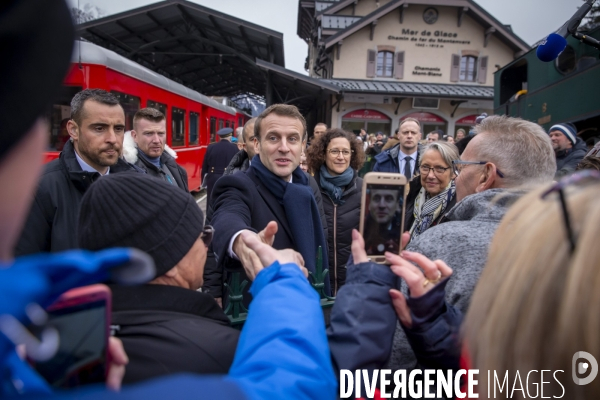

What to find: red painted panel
left=401, top=112, right=446, bottom=123
left=342, top=109, right=390, bottom=121
left=456, top=115, right=478, bottom=125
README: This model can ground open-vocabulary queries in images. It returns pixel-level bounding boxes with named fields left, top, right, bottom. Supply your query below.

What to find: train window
left=189, top=112, right=199, bottom=145
left=555, top=45, right=576, bottom=75
left=238, top=117, right=243, bottom=128
left=171, top=107, right=185, bottom=147
left=110, top=91, right=140, bottom=131
left=210, top=117, right=217, bottom=142
left=47, top=85, right=82, bottom=152
left=219, top=119, right=224, bottom=131
left=147, top=100, right=167, bottom=117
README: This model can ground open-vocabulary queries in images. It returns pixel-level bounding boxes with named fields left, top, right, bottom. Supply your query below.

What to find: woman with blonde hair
left=462, top=170, right=600, bottom=398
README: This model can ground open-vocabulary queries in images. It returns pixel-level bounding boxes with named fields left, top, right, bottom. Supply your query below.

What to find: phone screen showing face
left=32, top=300, right=107, bottom=388
left=363, top=183, right=405, bottom=256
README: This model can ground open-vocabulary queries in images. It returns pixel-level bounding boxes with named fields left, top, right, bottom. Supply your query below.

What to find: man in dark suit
left=211, top=104, right=330, bottom=306
left=201, top=127, right=239, bottom=203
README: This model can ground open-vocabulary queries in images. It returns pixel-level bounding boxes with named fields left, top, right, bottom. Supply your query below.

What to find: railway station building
left=297, top=0, right=530, bottom=137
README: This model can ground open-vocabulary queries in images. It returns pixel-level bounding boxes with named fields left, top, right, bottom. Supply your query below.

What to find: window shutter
left=394, top=51, right=404, bottom=79
left=450, top=54, right=460, bottom=82
left=366, top=49, right=376, bottom=78
left=477, top=56, right=488, bottom=84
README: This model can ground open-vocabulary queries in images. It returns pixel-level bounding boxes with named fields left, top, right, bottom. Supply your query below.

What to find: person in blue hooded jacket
left=0, top=1, right=337, bottom=399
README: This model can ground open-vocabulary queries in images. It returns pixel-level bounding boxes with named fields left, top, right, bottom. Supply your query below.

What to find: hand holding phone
left=29, top=284, right=111, bottom=389
left=359, top=172, right=408, bottom=263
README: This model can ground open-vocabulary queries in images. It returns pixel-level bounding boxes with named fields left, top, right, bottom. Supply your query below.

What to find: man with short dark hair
left=122, top=107, right=188, bottom=191
left=427, top=130, right=442, bottom=142
left=548, top=123, right=587, bottom=178
left=202, top=127, right=239, bottom=203
left=373, top=118, right=422, bottom=180
left=211, top=104, right=330, bottom=304
left=313, top=122, right=327, bottom=139
left=15, top=89, right=138, bottom=255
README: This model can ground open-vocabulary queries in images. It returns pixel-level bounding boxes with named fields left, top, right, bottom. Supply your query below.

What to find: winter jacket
left=328, top=261, right=462, bottom=394
left=555, top=137, right=587, bottom=178
left=224, top=149, right=250, bottom=175
left=110, top=284, right=239, bottom=384
left=388, top=189, right=525, bottom=370
left=2, top=257, right=337, bottom=400
left=404, top=177, right=457, bottom=232
left=314, top=169, right=362, bottom=294
left=122, top=132, right=189, bottom=191
left=14, top=140, right=137, bottom=255
left=372, top=144, right=420, bottom=178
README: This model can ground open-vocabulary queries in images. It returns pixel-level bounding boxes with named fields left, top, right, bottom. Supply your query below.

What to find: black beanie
left=0, top=0, right=74, bottom=160
left=78, top=173, right=204, bottom=279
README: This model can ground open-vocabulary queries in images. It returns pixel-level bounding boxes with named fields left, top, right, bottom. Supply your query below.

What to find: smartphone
left=30, top=284, right=111, bottom=388
left=359, top=172, right=408, bottom=263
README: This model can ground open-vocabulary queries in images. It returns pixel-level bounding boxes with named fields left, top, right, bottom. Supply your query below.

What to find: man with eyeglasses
left=78, top=172, right=240, bottom=383
left=388, top=115, right=557, bottom=371
left=373, top=118, right=422, bottom=180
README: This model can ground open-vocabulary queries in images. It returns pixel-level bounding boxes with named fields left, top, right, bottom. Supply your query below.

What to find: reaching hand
left=232, top=221, right=279, bottom=280
left=386, top=250, right=452, bottom=328
left=106, top=337, right=128, bottom=391
left=241, top=231, right=307, bottom=277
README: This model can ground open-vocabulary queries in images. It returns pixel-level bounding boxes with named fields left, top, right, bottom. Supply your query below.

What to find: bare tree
left=71, top=3, right=104, bottom=24
left=581, top=0, right=600, bottom=30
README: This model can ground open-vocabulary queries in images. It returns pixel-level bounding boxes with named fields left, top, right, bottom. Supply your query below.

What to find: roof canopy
left=77, top=0, right=285, bottom=97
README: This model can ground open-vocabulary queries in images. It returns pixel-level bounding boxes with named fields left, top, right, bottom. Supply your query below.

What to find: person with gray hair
left=404, top=141, right=459, bottom=238
left=388, top=115, right=556, bottom=371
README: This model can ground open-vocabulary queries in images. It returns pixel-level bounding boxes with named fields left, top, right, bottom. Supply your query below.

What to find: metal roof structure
left=324, top=78, right=494, bottom=99
left=73, top=40, right=236, bottom=114
left=76, top=0, right=285, bottom=98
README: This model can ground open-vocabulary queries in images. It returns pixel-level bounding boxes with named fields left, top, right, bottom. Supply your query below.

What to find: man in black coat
left=124, top=107, right=189, bottom=191
left=78, top=173, right=239, bottom=384
left=202, top=127, right=239, bottom=203
left=15, top=89, right=138, bottom=255
left=211, top=104, right=330, bottom=306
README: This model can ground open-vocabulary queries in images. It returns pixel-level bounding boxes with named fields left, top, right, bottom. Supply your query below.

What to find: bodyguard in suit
left=201, top=127, right=239, bottom=203
left=211, top=104, right=330, bottom=305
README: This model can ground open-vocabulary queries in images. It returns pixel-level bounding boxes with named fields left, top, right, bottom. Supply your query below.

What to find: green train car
left=494, top=26, right=600, bottom=147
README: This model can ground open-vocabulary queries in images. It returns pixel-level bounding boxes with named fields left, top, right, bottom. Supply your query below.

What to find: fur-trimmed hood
left=122, top=131, right=177, bottom=164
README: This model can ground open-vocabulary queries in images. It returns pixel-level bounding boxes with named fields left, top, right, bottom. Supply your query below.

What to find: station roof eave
left=256, top=59, right=340, bottom=114
left=75, top=0, right=285, bottom=98
left=325, top=78, right=493, bottom=100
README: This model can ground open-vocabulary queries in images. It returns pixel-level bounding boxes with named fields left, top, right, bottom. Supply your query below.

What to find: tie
left=403, top=156, right=412, bottom=181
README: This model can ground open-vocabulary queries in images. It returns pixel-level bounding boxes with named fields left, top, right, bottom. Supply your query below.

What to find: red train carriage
left=47, top=40, right=250, bottom=192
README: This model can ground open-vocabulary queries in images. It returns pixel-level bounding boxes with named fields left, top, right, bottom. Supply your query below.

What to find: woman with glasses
left=405, top=142, right=459, bottom=239
left=306, top=128, right=365, bottom=294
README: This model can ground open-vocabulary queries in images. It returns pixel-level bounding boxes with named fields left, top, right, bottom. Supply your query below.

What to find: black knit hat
left=0, top=0, right=74, bottom=161
left=78, top=173, right=204, bottom=279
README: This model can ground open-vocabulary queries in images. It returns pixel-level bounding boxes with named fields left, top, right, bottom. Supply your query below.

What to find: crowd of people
left=3, top=1, right=600, bottom=399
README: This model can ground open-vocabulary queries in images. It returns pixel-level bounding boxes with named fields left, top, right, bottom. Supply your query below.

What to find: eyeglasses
left=541, top=170, right=600, bottom=254
left=200, top=225, right=214, bottom=247
left=328, top=149, right=353, bottom=158
left=419, top=165, right=451, bottom=175
left=452, top=160, right=505, bottom=178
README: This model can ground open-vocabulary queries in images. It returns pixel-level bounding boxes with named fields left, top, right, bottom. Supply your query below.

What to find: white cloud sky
left=68, top=0, right=583, bottom=74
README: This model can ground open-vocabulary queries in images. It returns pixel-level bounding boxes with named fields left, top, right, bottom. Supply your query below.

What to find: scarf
left=251, top=156, right=331, bottom=295
left=410, top=180, right=456, bottom=239
left=319, top=165, right=354, bottom=205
